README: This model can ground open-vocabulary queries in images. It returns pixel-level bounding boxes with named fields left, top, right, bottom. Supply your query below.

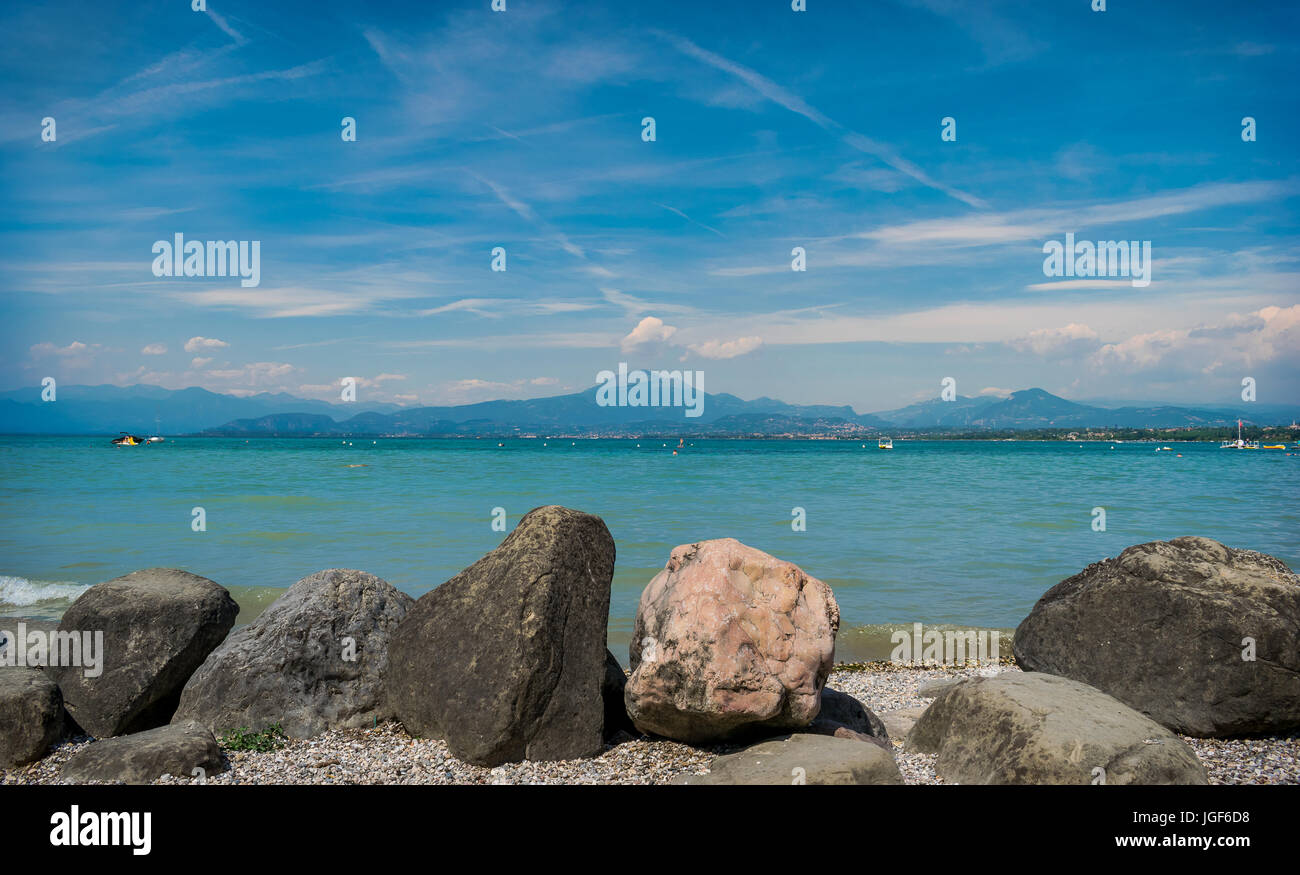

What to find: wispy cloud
left=655, top=203, right=726, bottom=238
left=204, top=9, right=248, bottom=46
left=474, top=175, right=587, bottom=259
left=660, top=32, right=988, bottom=208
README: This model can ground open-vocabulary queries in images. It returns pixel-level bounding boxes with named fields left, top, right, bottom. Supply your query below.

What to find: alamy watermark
left=151, top=233, right=260, bottom=287
left=595, top=363, right=704, bottom=418
left=49, top=805, right=150, bottom=856
left=1042, top=232, right=1150, bottom=288
left=0, top=623, right=103, bottom=677
left=890, top=623, right=1001, bottom=666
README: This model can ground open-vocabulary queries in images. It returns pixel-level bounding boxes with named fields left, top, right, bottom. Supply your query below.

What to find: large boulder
left=0, top=667, right=64, bottom=766
left=48, top=569, right=238, bottom=738
left=625, top=539, right=839, bottom=744
left=1014, top=537, right=1300, bottom=737
left=386, top=506, right=616, bottom=766
left=907, top=672, right=1208, bottom=785
left=172, top=569, right=414, bottom=738
left=60, top=721, right=223, bottom=784
left=674, top=733, right=903, bottom=785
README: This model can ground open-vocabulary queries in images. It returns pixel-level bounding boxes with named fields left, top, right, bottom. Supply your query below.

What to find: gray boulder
left=61, top=721, right=222, bottom=784
left=48, top=568, right=238, bottom=738
left=674, top=733, right=903, bottom=785
left=907, top=672, right=1208, bottom=785
left=0, top=667, right=64, bottom=766
left=807, top=687, right=890, bottom=747
left=172, top=569, right=414, bottom=738
left=387, top=505, right=616, bottom=766
left=1014, top=536, right=1300, bottom=736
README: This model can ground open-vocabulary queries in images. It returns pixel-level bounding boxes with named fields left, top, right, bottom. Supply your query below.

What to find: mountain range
left=0, top=385, right=398, bottom=436
left=1, top=384, right=1295, bottom=436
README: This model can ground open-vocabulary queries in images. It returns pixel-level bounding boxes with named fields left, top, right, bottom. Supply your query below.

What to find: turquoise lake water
left=1, top=436, right=1296, bottom=661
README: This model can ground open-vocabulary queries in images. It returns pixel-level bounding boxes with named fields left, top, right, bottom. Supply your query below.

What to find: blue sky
left=2, top=0, right=1297, bottom=412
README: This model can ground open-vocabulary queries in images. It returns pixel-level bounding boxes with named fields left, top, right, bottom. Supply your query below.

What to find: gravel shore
left=3, top=662, right=1296, bottom=785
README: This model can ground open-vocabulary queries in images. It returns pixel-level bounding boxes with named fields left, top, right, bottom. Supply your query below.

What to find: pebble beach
left=5, top=662, right=1296, bottom=786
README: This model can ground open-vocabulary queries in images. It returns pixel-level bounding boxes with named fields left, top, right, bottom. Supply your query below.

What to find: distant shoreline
left=3, top=430, right=1297, bottom=441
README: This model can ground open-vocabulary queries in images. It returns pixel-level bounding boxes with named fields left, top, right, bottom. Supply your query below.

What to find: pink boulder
left=624, top=539, right=840, bottom=743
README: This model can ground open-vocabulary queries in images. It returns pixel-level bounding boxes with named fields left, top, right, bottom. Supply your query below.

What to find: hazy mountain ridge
left=0, top=384, right=398, bottom=434
left=1, top=384, right=1293, bottom=436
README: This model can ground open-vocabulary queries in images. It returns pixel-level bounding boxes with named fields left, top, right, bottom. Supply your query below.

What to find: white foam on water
left=0, top=575, right=89, bottom=609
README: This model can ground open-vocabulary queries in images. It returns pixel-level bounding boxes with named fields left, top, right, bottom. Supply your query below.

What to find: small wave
left=0, top=575, right=90, bottom=610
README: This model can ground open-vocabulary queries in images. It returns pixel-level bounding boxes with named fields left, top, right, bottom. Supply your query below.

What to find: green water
left=2, top=436, right=1296, bottom=661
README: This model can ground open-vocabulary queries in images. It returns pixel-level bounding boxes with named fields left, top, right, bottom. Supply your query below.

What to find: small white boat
left=1220, top=419, right=1259, bottom=450
left=878, top=437, right=894, bottom=450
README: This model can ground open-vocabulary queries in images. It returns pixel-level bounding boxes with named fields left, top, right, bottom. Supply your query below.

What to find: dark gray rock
left=48, top=569, right=238, bottom=738
left=172, top=569, right=414, bottom=738
left=60, top=721, right=223, bottom=784
left=602, top=650, right=635, bottom=739
left=807, top=687, right=890, bottom=747
left=674, top=733, right=904, bottom=785
left=907, top=672, right=1208, bottom=785
left=0, top=667, right=64, bottom=766
left=387, top=505, right=616, bottom=766
left=1014, top=537, right=1300, bottom=737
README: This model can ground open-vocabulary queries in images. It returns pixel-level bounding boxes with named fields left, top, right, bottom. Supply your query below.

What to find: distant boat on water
left=878, top=437, right=894, bottom=450
left=1220, top=419, right=1259, bottom=450
left=111, top=433, right=163, bottom=446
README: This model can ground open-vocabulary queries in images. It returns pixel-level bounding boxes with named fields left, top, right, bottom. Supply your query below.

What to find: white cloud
left=419, top=298, right=598, bottom=318
left=1008, top=323, right=1101, bottom=357
left=141, top=343, right=168, bottom=355
left=1090, top=305, right=1300, bottom=374
left=840, top=180, right=1300, bottom=253
left=30, top=341, right=92, bottom=358
left=25, top=341, right=103, bottom=374
left=184, top=336, right=229, bottom=353
left=621, top=316, right=677, bottom=351
left=348, top=373, right=407, bottom=389
left=688, top=336, right=763, bottom=359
